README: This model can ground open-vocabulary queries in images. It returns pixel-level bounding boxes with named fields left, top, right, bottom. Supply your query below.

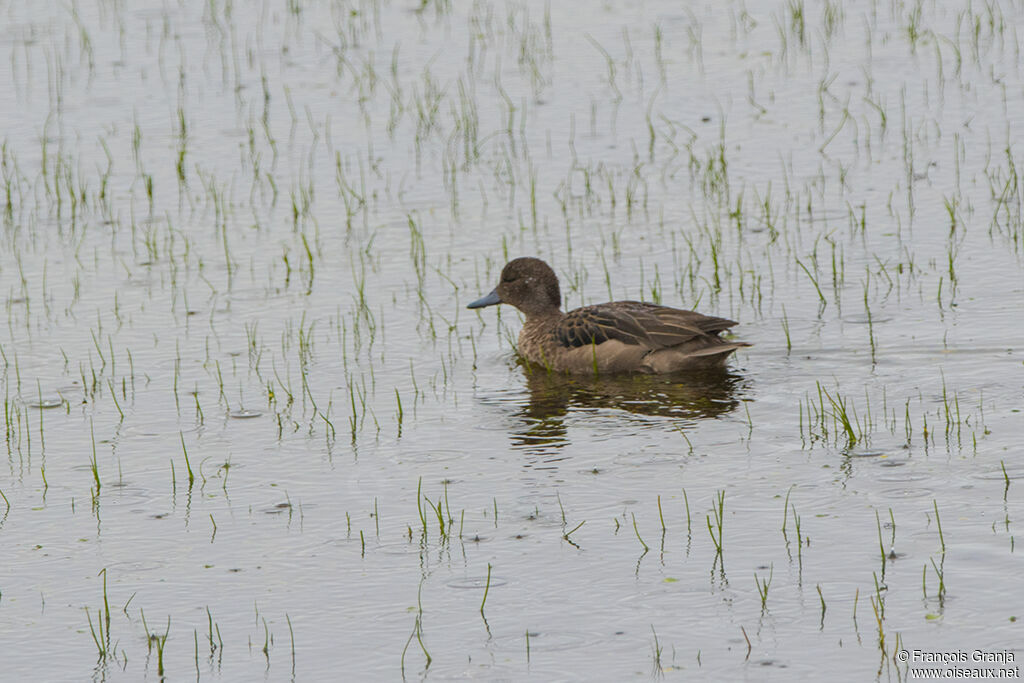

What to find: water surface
left=1, top=0, right=1022, bottom=680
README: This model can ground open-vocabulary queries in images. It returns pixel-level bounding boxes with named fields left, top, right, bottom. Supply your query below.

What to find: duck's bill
left=467, top=289, right=501, bottom=309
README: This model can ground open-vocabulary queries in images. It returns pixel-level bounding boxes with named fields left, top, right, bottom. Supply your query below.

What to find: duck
left=467, top=257, right=750, bottom=375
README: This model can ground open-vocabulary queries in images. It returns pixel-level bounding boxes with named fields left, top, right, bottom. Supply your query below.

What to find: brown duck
left=468, top=257, right=750, bottom=374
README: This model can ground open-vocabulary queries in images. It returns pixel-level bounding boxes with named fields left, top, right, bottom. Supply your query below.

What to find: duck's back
left=522, top=301, right=749, bottom=374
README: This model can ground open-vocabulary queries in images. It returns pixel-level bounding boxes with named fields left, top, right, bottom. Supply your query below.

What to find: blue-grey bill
left=467, top=289, right=501, bottom=309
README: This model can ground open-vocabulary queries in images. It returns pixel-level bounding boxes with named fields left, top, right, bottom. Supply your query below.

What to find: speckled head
left=467, top=257, right=562, bottom=317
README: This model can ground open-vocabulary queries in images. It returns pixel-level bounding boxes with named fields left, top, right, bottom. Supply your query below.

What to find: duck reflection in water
left=509, top=365, right=748, bottom=452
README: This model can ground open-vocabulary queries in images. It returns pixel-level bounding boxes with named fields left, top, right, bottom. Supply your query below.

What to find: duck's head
left=467, top=257, right=562, bottom=317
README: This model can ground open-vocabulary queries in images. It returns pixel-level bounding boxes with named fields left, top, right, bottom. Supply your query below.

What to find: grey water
left=0, top=0, right=1022, bottom=680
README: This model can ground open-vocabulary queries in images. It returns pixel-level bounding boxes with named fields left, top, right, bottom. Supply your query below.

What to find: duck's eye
left=501, top=274, right=517, bottom=283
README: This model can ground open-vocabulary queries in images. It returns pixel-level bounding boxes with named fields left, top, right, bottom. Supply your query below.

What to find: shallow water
left=1, top=0, right=1022, bottom=680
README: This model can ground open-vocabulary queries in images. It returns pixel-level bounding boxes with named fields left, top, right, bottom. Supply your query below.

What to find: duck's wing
left=555, top=301, right=738, bottom=350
